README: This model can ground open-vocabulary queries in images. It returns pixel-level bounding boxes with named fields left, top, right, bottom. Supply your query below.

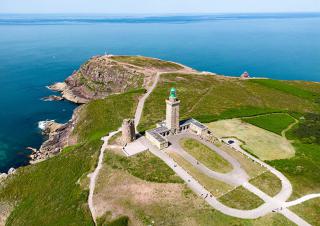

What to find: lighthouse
left=165, top=87, right=180, bottom=134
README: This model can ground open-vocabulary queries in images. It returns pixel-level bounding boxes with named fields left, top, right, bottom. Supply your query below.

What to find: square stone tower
left=166, top=88, right=180, bottom=133
left=122, top=119, right=136, bottom=144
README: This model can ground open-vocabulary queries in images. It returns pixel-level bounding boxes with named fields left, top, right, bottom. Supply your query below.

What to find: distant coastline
left=1, top=12, right=320, bottom=25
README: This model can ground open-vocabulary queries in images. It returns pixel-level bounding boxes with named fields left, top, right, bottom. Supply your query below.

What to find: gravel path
left=87, top=130, right=120, bottom=224
left=134, top=72, right=160, bottom=131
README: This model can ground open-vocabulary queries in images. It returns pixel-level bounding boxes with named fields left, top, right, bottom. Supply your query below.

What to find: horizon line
left=1, top=11, right=320, bottom=15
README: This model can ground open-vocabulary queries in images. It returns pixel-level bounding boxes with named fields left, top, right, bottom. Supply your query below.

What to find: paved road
left=167, top=133, right=249, bottom=186
left=158, top=134, right=310, bottom=225
left=284, top=193, right=320, bottom=208
left=140, top=137, right=285, bottom=219
left=223, top=138, right=311, bottom=225
left=224, top=138, right=293, bottom=202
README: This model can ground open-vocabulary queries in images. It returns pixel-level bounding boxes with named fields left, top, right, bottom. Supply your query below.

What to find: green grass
left=266, top=115, right=320, bottom=199
left=111, top=55, right=183, bottom=70
left=138, top=73, right=319, bottom=132
left=105, top=151, right=183, bottom=183
left=218, top=186, right=265, bottom=210
left=207, top=119, right=295, bottom=160
left=196, top=211, right=293, bottom=226
left=168, top=151, right=233, bottom=197
left=249, top=171, right=282, bottom=197
left=0, top=90, right=143, bottom=226
left=290, top=198, right=320, bottom=226
left=249, top=79, right=319, bottom=101
left=195, top=107, right=283, bottom=123
left=180, top=138, right=233, bottom=173
left=268, top=141, right=320, bottom=198
left=217, top=142, right=266, bottom=178
left=0, top=140, right=99, bottom=226
left=74, top=89, right=145, bottom=142
left=242, top=113, right=296, bottom=135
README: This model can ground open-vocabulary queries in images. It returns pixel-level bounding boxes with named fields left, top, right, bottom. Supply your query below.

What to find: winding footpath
left=134, top=71, right=160, bottom=131
left=87, top=129, right=120, bottom=224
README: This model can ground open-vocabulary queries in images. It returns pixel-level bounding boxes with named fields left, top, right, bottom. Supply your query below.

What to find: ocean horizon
left=1, top=12, right=320, bottom=24
left=0, top=13, right=319, bottom=172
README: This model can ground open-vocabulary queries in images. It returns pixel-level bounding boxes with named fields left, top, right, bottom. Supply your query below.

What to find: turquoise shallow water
left=0, top=13, right=319, bottom=172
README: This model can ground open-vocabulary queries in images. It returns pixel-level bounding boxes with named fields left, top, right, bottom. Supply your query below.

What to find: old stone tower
left=122, top=119, right=136, bottom=144
left=166, top=87, right=180, bottom=133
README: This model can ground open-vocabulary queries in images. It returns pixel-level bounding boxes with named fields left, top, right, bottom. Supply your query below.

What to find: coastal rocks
left=31, top=108, right=81, bottom=163
left=41, top=95, right=64, bottom=101
left=38, top=120, right=64, bottom=135
left=7, top=168, right=15, bottom=175
left=47, top=82, right=66, bottom=92
left=48, top=82, right=88, bottom=104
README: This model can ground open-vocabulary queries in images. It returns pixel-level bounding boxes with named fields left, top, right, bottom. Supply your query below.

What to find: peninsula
left=0, top=55, right=320, bottom=226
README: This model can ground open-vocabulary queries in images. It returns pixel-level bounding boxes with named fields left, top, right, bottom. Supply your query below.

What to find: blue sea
left=0, top=13, right=320, bottom=172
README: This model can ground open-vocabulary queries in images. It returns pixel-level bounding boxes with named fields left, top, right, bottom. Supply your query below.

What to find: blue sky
left=1, top=0, right=320, bottom=14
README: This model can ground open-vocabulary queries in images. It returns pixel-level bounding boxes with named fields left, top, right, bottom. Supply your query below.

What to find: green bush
left=294, top=113, right=320, bottom=144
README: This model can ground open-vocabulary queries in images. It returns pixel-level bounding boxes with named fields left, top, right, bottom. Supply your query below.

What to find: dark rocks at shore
left=31, top=108, right=81, bottom=163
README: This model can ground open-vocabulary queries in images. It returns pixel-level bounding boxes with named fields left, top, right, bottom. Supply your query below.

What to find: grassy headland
left=1, top=56, right=320, bottom=225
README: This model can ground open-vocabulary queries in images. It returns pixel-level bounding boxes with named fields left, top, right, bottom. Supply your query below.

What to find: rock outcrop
left=41, top=95, right=64, bottom=101
left=31, top=108, right=81, bottom=163
left=48, top=55, right=158, bottom=103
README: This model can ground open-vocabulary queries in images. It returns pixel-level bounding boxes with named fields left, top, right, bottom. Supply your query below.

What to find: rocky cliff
left=32, top=107, right=81, bottom=163
left=49, top=55, right=170, bottom=103
left=40, top=55, right=190, bottom=161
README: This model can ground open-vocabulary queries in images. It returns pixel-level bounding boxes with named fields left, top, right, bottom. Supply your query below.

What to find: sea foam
left=38, top=120, right=55, bottom=130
